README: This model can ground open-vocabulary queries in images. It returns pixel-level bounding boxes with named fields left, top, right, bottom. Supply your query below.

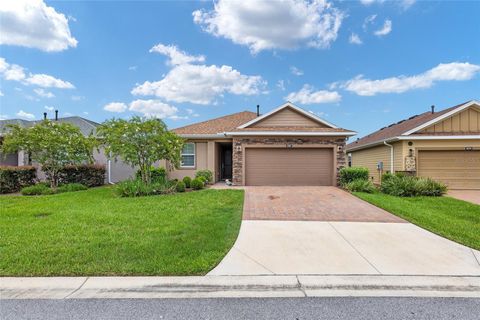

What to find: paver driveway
left=243, top=186, right=403, bottom=222
left=209, top=186, right=480, bottom=276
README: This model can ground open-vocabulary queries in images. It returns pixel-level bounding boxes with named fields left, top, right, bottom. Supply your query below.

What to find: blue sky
left=0, top=0, right=479, bottom=138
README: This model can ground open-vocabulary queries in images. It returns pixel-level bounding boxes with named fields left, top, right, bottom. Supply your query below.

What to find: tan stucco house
left=169, top=102, right=356, bottom=186
left=346, top=100, right=480, bottom=189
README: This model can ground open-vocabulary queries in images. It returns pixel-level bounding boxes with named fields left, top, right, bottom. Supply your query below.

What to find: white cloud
left=186, top=108, right=200, bottom=117
left=362, top=14, right=377, bottom=31
left=104, top=102, right=127, bottom=113
left=150, top=43, right=205, bottom=66
left=132, top=63, right=266, bottom=105
left=16, top=110, right=35, bottom=120
left=361, top=0, right=416, bottom=9
left=400, top=0, right=416, bottom=9
left=276, top=80, right=286, bottom=91
left=290, top=66, right=304, bottom=76
left=34, top=88, right=55, bottom=98
left=25, top=74, right=75, bottom=89
left=71, top=95, right=84, bottom=101
left=44, top=106, right=55, bottom=111
left=0, top=114, right=8, bottom=120
left=128, top=66, right=137, bottom=71
left=285, top=84, right=341, bottom=104
left=0, top=90, right=3, bottom=97
left=0, top=0, right=77, bottom=52
left=349, top=33, right=362, bottom=45
left=0, top=57, right=75, bottom=89
left=360, top=0, right=379, bottom=5
left=342, top=62, right=480, bottom=96
left=129, top=99, right=178, bottom=118
left=193, top=0, right=344, bottom=53
left=4, top=64, right=26, bottom=81
left=374, top=19, right=392, bottom=37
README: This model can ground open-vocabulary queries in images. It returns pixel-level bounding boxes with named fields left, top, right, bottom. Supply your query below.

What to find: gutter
left=383, top=141, right=394, bottom=173
left=223, top=131, right=357, bottom=137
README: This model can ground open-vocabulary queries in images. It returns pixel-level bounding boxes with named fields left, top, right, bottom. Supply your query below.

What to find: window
left=181, top=143, right=195, bottom=168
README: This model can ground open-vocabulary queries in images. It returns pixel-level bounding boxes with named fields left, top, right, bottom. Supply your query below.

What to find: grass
left=0, top=187, right=244, bottom=276
left=354, top=192, right=480, bottom=250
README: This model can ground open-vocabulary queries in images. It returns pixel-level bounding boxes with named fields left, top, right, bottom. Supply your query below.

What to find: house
left=346, top=100, right=480, bottom=190
left=1, top=103, right=356, bottom=186
left=169, top=102, right=356, bottom=186
left=0, top=113, right=135, bottom=183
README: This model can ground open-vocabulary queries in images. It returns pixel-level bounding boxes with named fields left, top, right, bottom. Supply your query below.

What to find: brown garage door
left=245, top=148, right=334, bottom=186
left=418, top=150, right=480, bottom=189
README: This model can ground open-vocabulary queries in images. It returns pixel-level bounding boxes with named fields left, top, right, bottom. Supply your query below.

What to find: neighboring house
left=0, top=114, right=136, bottom=183
left=169, top=102, right=356, bottom=186
left=346, top=100, right=480, bottom=190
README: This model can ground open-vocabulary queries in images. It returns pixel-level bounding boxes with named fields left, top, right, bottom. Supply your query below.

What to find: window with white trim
left=181, top=143, right=195, bottom=168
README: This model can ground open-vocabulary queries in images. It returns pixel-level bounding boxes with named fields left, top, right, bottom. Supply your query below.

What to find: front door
left=221, top=146, right=233, bottom=180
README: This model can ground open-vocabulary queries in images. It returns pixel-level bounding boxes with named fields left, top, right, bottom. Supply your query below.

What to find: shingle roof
left=346, top=101, right=471, bottom=151
left=229, top=126, right=352, bottom=133
left=172, top=111, right=258, bottom=135
left=0, top=116, right=99, bottom=136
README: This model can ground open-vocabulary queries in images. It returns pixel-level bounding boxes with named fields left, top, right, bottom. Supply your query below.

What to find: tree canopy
left=1, top=120, right=97, bottom=188
left=97, top=117, right=184, bottom=184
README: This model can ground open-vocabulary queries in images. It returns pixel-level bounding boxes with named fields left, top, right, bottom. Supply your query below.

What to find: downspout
left=383, top=141, right=394, bottom=173
left=107, top=159, right=114, bottom=184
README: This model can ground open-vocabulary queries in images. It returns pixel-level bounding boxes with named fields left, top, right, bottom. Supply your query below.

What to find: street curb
left=1, top=275, right=480, bottom=299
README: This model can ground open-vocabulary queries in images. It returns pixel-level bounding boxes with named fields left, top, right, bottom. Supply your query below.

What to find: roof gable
left=403, top=100, right=480, bottom=135
left=238, top=102, right=338, bottom=129
left=419, top=105, right=480, bottom=134
left=347, top=100, right=479, bottom=151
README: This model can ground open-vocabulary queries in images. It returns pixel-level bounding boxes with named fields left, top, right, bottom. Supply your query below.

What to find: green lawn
left=354, top=192, right=480, bottom=250
left=0, top=187, right=244, bottom=276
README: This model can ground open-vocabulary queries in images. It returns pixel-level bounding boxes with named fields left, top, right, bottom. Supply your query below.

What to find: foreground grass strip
left=354, top=192, right=480, bottom=251
left=0, top=187, right=244, bottom=276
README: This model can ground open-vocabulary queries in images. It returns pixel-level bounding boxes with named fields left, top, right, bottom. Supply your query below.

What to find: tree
left=97, top=117, right=184, bottom=185
left=1, top=120, right=97, bottom=188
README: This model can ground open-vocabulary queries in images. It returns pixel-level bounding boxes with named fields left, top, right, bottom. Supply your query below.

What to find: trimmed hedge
left=176, top=181, right=186, bottom=193
left=182, top=176, right=192, bottom=188
left=136, top=166, right=167, bottom=183
left=190, top=178, right=204, bottom=190
left=0, top=166, right=37, bottom=194
left=339, top=167, right=369, bottom=185
left=48, top=164, right=105, bottom=187
left=21, top=184, right=54, bottom=196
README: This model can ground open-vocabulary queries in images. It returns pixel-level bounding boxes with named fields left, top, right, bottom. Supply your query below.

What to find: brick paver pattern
left=243, top=186, right=405, bottom=223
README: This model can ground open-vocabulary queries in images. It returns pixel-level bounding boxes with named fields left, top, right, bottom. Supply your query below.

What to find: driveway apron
left=209, top=186, right=480, bottom=276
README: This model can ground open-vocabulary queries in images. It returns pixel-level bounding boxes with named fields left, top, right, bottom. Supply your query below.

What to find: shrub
left=136, top=166, right=167, bottom=183
left=0, top=166, right=37, bottom=194
left=381, top=175, right=446, bottom=197
left=190, top=178, right=204, bottom=190
left=21, top=184, right=54, bottom=196
left=195, top=170, right=213, bottom=184
left=197, top=176, right=207, bottom=184
left=344, top=179, right=377, bottom=193
left=176, top=181, right=186, bottom=192
left=182, top=176, right=192, bottom=188
left=115, top=179, right=176, bottom=197
left=414, top=178, right=447, bottom=196
left=339, top=167, right=369, bottom=185
left=57, top=183, right=88, bottom=193
left=48, top=164, right=105, bottom=187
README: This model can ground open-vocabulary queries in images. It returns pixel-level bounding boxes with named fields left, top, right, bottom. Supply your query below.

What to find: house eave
left=177, top=133, right=228, bottom=139
left=224, top=131, right=357, bottom=137
left=347, top=134, right=480, bottom=152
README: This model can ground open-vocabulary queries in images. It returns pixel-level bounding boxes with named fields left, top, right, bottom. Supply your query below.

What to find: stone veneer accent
left=232, top=136, right=347, bottom=186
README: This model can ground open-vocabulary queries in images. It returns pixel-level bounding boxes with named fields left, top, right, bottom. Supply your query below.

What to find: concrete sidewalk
left=2, top=275, right=480, bottom=299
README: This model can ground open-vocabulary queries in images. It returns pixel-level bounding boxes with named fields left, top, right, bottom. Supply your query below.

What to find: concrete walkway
left=448, top=190, right=480, bottom=205
left=209, top=221, right=480, bottom=276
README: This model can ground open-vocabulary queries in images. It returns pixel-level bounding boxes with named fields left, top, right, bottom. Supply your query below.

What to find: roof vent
left=55, top=110, right=58, bottom=121
left=256, top=105, right=260, bottom=116
left=431, top=105, right=435, bottom=114
left=43, top=112, right=47, bottom=120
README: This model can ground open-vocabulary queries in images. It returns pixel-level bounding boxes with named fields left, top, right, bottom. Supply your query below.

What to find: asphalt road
left=2, top=297, right=480, bottom=320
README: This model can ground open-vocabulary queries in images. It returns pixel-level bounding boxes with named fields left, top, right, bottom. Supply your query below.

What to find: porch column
left=207, top=141, right=216, bottom=181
